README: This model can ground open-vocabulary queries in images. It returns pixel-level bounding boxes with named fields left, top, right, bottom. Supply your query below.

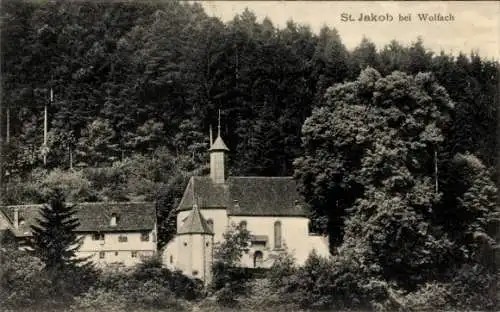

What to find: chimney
left=110, top=213, right=117, bottom=227
left=14, top=208, right=19, bottom=229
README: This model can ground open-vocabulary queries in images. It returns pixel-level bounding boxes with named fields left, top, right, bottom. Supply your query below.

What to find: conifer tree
left=28, top=188, right=85, bottom=269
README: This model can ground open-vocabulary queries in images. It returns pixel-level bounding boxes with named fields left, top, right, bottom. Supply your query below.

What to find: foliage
left=0, top=248, right=52, bottom=310
left=211, top=222, right=252, bottom=304
left=267, top=251, right=297, bottom=284
left=266, top=250, right=402, bottom=311
left=76, top=118, right=120, bottom=167
left=294, top=68, right=453, bottom=251
left=40, top=168, right=98, bottom=202
left=0, top=245, right=98, bottom=311
left=70, top=256, right=201, bottom=311
left=213, top=222, right=251, bottom=267
left=27, top=188, right=88, bottom=269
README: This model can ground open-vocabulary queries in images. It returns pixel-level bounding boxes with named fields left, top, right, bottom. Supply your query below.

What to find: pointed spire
left=209, top=125, right=213, bottom=147
left=209, top=109, right=229, bottom=152
left=217, top=109, right=221, bottom=137
left=178, top=197, right=213, bottom=235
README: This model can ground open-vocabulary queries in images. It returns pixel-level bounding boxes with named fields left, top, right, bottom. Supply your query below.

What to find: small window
left=192, top=270, right=198, bottom=276
left=206, top=242, right=209, bottom=247
left=239, top=220, right=247, bottom=230
left=184, top=242, right=187, bottom=246
left=118, top=235, right=128, bottom=243
left=92, top=233, right=104, bottom=241
left=141, top=232, right=149, bottom=241
left=206, top=219, right=214, bottom=231
left=115, top=251, right=119, bottom=256
left=131, top=251, right=137, bottom=258
left=99, top=251, right=105, bottom=259
left=170, top=255, right=173, bottom=264
left=274, top=221, right=282, bottom=249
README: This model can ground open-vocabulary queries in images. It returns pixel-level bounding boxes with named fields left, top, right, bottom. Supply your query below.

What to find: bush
left=89, top=256, right=203, bottom=310
left=398, top=282, right=452, bottom=311
left=267, top=252, right=297, bottom=290
left=266, top=250, right=406, bottom=311
left=40, top=168, right=99, bottom=202
left=0, top=248, right=52, bottom=310
left=69, top=288, right=128, bottom=312
left=449, top=264, right=498, bottom=310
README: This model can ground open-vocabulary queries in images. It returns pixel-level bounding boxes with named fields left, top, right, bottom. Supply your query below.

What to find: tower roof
left=209, top=136, right=229, bottom=151
left=178, top=204, right=213, bottom=235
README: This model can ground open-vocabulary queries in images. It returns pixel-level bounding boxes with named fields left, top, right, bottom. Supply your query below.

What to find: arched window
left=207, top=219, right=214, bottom=232
left=239, top=220, right=247, bottom=230
left=254, top=251, right=264, bottom=268
left=274, top=221, right=282, bottom=249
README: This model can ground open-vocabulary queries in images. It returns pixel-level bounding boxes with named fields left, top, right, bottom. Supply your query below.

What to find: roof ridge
left=2, top=201, right=155, bottom=208
left=229, top=176, right=293, bottom=179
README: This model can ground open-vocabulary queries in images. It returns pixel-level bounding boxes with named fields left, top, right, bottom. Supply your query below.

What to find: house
left=162, top=131, right=330, bottom=284
left=0, top=202, right=157, bottom=266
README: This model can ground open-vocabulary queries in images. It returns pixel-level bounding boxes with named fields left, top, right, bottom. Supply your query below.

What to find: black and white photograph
left=0, top=1, right=498, bottom=311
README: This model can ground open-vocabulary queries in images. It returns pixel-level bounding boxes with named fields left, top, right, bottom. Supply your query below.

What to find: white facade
left=164, top=212, right=329, bottom=272
left=77, top=227, right=157, bottom=266
left=0, top=202, right=158, bottom=267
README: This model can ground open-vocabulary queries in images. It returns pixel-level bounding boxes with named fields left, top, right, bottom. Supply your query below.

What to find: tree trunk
left=6, top=105, right=10, bottom=144
left=434, top=146, right=438, bottom=194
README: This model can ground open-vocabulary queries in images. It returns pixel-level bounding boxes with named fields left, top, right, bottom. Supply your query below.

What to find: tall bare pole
left=0, top=86, right=3, bottom=203
left=69, top=146, right=73, bottom=170
left=217, top=109, right=221, bottom=137
left=434, top=147, right=438, bottom=194
left=42, top=88, right=52, bottom=166
left=6, top=105, right=9, bottom=144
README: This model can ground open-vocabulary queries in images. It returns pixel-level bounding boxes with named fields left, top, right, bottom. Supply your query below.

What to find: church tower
left=209, top=111, right=229, bottom=184
left=176, top=202, right=214, bottom=284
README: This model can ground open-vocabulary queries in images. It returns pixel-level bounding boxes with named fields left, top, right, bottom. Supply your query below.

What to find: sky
left=199, top=1, right=499, bottom=60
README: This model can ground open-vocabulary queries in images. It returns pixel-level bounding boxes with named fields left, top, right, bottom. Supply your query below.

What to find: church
left=162, top=129, right=330, bottom=284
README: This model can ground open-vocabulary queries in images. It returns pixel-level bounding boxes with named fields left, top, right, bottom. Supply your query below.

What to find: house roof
left=177, top=176, right=309, bottom=217
left=209, top=136, right=229, bottom=151
left=178, top=204, right=213, bottom=235
left=0, top=202, right=156, bottom=237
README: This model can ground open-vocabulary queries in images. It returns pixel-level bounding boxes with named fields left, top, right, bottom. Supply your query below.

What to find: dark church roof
left=0, top=202, right=156, bottom=237
left=178, top=204, right=213, bottom=235
left=177, top=176, right=309, bottom=217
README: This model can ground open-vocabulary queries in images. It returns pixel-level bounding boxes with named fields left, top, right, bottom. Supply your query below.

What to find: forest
left=0, top=1, right=498, bottom=311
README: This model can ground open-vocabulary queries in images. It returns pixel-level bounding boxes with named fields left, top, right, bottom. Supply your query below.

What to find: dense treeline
left=0, top=2, right=498, bottom=309
left=1, top=1, right=497, bottom=179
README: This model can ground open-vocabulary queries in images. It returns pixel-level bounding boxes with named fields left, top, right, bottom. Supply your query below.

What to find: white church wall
left=307, top=234, right=331, bottom=259
left=162, top=237, right=178, bottom=270
left=228, top=215, right=311, bottom=267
